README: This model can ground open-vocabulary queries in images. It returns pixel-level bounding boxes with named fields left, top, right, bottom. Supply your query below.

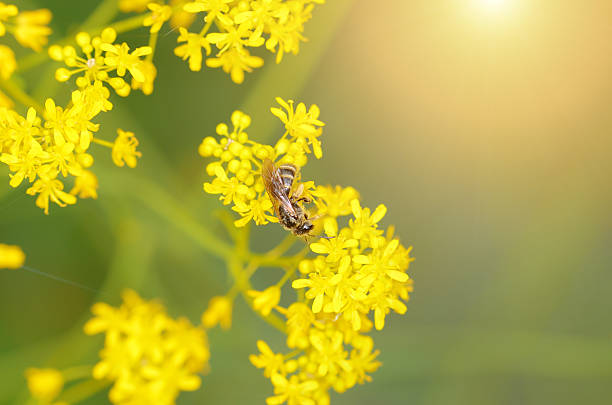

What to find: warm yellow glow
left=479, top=0, right=507, bottom=12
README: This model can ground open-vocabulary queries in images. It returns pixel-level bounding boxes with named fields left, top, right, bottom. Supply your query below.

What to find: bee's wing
left=262, top=158, right=296, bottom=216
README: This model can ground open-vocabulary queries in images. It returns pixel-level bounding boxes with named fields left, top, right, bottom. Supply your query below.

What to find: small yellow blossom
left=143, top=3, right=173, bottom=34
left=201, top=295, right=233, bottom=329
left=131, top=60, right=157, bottom=95
left=26, top=173, right=77, bottom=214
left=24, top=368, right=63, bottom=402
left=170, top=0, right=196, bottom=29
left=111, top=129, right=141, bottom=168
left=0, top=44, right=16, bottom=79
left=206, top=47, right=263, bottom=84
left=14, top=8, right=52, bottom=51
left=101, top=42, right=152, bottom=82
left=247, top=286, right=281, bottom=316
left=174, top=27, right=211, bottom=71
left=0, top=243, right=25, bottom=269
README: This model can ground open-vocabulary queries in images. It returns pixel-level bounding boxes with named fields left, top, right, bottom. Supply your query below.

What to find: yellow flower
left=250, top=340, right=297, bottom=378
left=206, top=47, right=263, bottom=84
left=0, top=3, right=18, bottom=37
left=26, top=173, right=77, bottom=215
left=201, top=295, right=232, bottom=329
left=111, top=128, right=141, bottom=168
left=101, top=42, right=152, bottom=82
left=174, top=27, right=211, bottom=71
left=143, top=3, right=172, bottom=34
left=118, top=0, right=150, bottom=13
left=0, top=243, right=25, bottom=269
left=14, top=9, right=52, bottom=51
left=84, top=289, right=210, bottom=404
left=170, top=0, right=196, bottom=29
left=0, top=44, right=16, bottom=79
left=130, top=60, right=157, bottom=95
left=24, top=368, right=64, bottom=402
left=247, top=286, right=281, bottom=316
left=70, top=170, right=98, bottom=199
left=271, top=98, right=325, bottom=158
left=267, top=373, right=318, bottom=405
left=183, top=0, right=233, bottom=22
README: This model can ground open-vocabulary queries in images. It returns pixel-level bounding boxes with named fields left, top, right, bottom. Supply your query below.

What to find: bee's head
left=295, top=221, right=314, bottom=235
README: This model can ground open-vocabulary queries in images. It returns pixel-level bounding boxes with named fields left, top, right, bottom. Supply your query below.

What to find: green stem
left=199, top=16, right=215, bottom=36
left=276, top=265, right=297, bottom=288
left=227, top=256, right=286, bottom=333
left=61, top=365, right=93, bottom=382
left=92, top=137, right=114, bottom=148
left=147, top=31, right=159, bottom=62
left=57, top=378, right=111, bottom=404
left=0, top=78, right=44, bottom=114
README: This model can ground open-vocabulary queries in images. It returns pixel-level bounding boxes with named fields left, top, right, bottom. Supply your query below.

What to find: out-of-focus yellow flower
left=14, top=9, right=52, bottom=51
left=174, top=27, right=211, bottom=71
left=0, top=243, right=25, bottom=269
left=0, top=44, right=16, bottom=79
left=24, top=368, right=64, bottom=402
left=70, top=170, right=98, bottom=199
left=111, top=129, right=141, bottom=168
left=131, top=60, right=157, bottom=95
left=0, top=3, right=18, bottom=37
left=247, top=286, right=281, bottom=316
left=170, top=0, right=196, bottom=29
left=119, top=0, right=149, bottom=13
left=143, top=3, right=172, bottom=33
left=201, top=295, right=233, bottom=329
left=84, top=289, right=210, bottom=404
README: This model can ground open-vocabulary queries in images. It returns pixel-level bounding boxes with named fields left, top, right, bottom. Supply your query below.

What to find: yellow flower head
left=201, top=295, right=233, bottom=329
left=174, top=27, right=211, bottom=71
left=206, top=47, right=263, bottom=84
left=14, top=8, right=52, bottom=51
left=247, top=285, right=281, bottom=316
left=170, top=0, right=196, bottom=29
left=70, top=169, right=98, bottom=199
left=144, top=3, right=173, bottom=33
left=0, top=44, right=16, bottom=79
left=130, top=60, right=157, bottom=95
left=24, top=368, right=63, bottom=402
left=84, top=289, right=210, bottom=403
left=0, top=2, right=18, bottom=37
left=0, top=243, right=25, bottom=269
left=111, top=128, right=141, bottom=168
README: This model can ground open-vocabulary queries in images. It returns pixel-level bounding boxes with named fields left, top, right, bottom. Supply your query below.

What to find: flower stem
left=147, top=31, right=159, bottom=62
left=0, top=78, right=44, bottom=114
left=92, top=137, right=114, bottom=148
left=57, top=378, right=111, bottom=404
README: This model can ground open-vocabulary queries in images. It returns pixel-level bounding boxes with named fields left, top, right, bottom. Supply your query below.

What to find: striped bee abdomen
left=278, top=164, right=297, bottom=196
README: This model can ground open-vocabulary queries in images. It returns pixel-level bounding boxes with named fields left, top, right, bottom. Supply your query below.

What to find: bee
left=262, top=158, right=315, bottom=236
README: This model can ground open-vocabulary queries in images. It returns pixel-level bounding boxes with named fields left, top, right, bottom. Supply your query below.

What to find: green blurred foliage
left=2, top=1, right=612, bottom=404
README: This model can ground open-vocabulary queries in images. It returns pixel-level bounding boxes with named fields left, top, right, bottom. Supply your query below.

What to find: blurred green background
left=2, top=0, right=612, bottom=403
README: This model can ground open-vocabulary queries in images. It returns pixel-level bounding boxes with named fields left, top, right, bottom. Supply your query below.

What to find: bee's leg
left=292, top=183, right=304, bottom=200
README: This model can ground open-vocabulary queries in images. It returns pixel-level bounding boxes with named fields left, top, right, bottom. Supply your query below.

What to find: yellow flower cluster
left=199, top=97, right=324, bottom=227
left=0, top=243, right=25, bottom=269
left=251, top=305, right=382, bottom=405
left=49, top=28, right=153, bottom=97
left=84, top=289, right=210, bottom=405
left=199, top=100, right=414, bottom=404
left=294, top=199, right=414, bottom=331
left=172, top=0, right=325, bottom=83
left=0, top=25, right=145, bottom=214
